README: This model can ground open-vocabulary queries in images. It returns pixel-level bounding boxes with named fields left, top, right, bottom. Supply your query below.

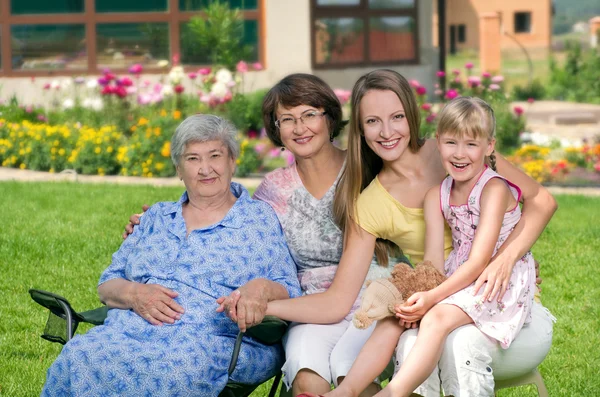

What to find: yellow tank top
left=356, top=176, right=453, bottom=264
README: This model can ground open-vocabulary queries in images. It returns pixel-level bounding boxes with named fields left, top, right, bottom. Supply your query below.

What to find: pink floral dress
left=439, top=167, right=536, bottom=349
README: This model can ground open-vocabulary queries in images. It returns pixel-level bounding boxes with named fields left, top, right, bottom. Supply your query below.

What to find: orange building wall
left=433, top=0, right=552, bottom=51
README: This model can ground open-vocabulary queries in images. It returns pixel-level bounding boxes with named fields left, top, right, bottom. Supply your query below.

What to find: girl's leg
left=382, top=305, right=472, bottom=397
left=394, top=329, right=442, bottom=397
left=327, top=318, right=404, bottom=397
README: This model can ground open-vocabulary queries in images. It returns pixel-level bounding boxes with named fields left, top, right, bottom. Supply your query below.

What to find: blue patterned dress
left=42, top=183, right=301, bottom=396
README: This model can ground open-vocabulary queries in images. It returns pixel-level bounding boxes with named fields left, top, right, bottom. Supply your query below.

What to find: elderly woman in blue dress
left=41, top=114, right=301, bottom=396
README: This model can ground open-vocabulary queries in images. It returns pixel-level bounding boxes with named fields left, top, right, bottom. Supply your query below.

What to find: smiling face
left=176, top=140, right=235, bottom=200
left=437, top=131, right=495, bottom=184
left=276, top=104, right=331, bottom=159
left=359, top=89, right=411, bottom=163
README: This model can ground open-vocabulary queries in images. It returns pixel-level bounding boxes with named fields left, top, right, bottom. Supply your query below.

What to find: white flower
left=161, top=85, right=174, bottom=97
left=210, top=81, right=228, bottom=99
left=157, top=60, right=169, bottom=68
left=82, top=97, right=104, bottom=111
left=113, top=51, right=125, bottom=60
left=62, top=98, right=75, bottom=109
left=168, top=66, right=185, bottom=85
left=215, top=68, right=233, bottom=84
left=86, top=79, right=98, bottom=89
left=50, top=80, right=61, bottom=89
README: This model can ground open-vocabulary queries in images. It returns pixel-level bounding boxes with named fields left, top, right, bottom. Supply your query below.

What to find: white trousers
left=281, top=319, right=378, bottom=391
left=394, top=302, right=555, bottom=396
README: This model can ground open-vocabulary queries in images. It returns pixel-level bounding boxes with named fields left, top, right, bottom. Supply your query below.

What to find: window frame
left=0, top=0, right=264, bottom=76
left=457, top=23, right=466, bottom=43
left=513, top=11, right=532, bottom=34
left=310, top=0, right=420, bottom=70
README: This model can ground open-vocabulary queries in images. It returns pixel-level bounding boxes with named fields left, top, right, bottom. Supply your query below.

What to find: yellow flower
left=160, top=109, right=167, bottom=117
left=161, top=142, right=171, bottom=157
left=94, top=147, right=101, bottom=154
left=58, top=148, right=66, bottom=156
left=97, top=167, right=105, bottom=176
left=138, top=117, right=149, bottom=126
left=49, top=168, right=55, bottom=174
left=154, top=127, right=161, bottom=136
left=173, top=110, right=182, bottom=120
left=131, top=125, right=138, bottom=132
left=51, top=147, right=57, bottom=154
left=155, top=163, right=165, bottom=171
left=236, top=159, right=241, bottom=165
left=19, top=163, right=26, bottom=169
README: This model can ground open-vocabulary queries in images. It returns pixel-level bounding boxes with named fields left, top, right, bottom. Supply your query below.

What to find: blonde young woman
left=266, top=70, right=556, bottom=397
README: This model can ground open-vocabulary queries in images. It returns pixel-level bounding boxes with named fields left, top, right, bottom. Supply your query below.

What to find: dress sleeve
left=259, top=204, right=302, bottom=299
left=98, top=206, right=157, bottom=286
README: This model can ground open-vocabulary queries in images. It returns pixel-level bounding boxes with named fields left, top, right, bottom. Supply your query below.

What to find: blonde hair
left=436, top=97, right=497, bottom=170
left=333, top=69, right=424, bottom=266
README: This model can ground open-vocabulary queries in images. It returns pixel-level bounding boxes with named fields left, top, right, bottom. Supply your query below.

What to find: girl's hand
left=398, top=319, right=418, bottom=329
left=473, top=250, right=516, bottom=302
left=395, top=291, right=435, bottom=322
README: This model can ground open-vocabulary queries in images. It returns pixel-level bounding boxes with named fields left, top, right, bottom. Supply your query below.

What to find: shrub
left=511, top=79, right=546, bottom=101
left=547, top=42, right=600, bottom=103
left=235, top=139, right=262, bottom=177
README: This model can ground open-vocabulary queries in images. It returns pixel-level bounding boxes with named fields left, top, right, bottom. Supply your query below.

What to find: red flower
left=128, top=64, right=143, bottom=74
left=527, top=98, right=535, bottom=104
left=421, top=103, right=432, bottom=112
left=513, top=106, right=524, bottom=116
left=436, top=71, right=446, bottom=78
left=115, top=86, right=128, bottom=98
left=416, top=86, right=427, bottom=96
left=101, top=86, right=114, bottom=95
left=426, top=113, right=437, bottom=123
left=174, top=85, right=185, bottom=94
left=445, top=89, right=458, bottom=100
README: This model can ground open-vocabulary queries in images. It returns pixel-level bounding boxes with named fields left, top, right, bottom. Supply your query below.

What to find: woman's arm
left=266, top=224, right=377, bottom=324
left=398, top=180, right=510, bottom=321
left=98, top=279, right=185, bottom=326
left=474, top=154, right=558, bottom=300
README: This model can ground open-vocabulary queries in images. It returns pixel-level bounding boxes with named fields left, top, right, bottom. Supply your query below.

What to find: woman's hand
left=122, top=204, right=150, bottom=239
left=130, top=283, right=185, bottom=326
left=472, top=249, right=517, bottom=302
left=216, top=280, right=269, bottom=332
left=395, top=291, right=435, bottom=323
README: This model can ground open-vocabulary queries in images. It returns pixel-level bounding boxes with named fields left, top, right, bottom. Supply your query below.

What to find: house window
left=312, top=0, right=418, bottom=69
left=0, top=0, right=263, bottom=76
left=457, top=24, right=466, bottom=43
left=514, top=12, right=531, bottom=33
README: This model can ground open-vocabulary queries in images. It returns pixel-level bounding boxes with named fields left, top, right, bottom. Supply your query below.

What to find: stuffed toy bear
left=353, top=261, right=447, bottom=329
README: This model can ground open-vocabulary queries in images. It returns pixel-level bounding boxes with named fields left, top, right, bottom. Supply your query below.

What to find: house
left=0, top=0, right=437, bottom=105
left=433, top=0, right=552, bottom=54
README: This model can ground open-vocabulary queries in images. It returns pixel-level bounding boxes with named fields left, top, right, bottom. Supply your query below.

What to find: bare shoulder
left=481, top=177, right=514, bottom=210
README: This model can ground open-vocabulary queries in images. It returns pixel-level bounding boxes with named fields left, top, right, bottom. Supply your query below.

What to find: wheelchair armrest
left=245, top=315, right=288, bottom=345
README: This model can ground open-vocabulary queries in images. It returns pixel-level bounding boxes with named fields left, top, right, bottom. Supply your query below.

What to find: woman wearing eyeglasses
left=250, top=74, right=387, bottom=396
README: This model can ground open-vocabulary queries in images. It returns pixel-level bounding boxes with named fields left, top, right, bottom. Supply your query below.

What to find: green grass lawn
left=1, top=181, right=598, bottom=396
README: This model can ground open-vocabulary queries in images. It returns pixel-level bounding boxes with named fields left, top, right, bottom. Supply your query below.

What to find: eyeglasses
left=275, top=111, right=327, bottom=132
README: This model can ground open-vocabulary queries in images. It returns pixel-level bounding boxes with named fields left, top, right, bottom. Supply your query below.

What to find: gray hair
left=170, top=114, right=240, bottom=166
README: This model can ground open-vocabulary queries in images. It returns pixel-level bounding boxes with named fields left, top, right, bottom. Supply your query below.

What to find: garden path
left=512, top=100, right=600, bottom=143
left=0, top=166, right=598, bottom=196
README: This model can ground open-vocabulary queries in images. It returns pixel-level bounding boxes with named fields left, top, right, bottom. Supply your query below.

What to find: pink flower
left=489, top=84, right=500, bottom=91
left=129, top=64, right=143, bottom=74
left=436, top=71, right=446, bottom=78
left=25, top=105, right=33, bottom=113
left=172, top=53, right=180, bottom=65
left=188, top=72, right=197, bottom=80
left=409, top=79, right=421, bottom=88
left=491, top=75, right=504, bottom=83
left=104, top=72, right=116, bottom=82
left=117, top=77, right=133, bottom=87
left=236, top=61, right=249, bottom=73
left=198, top=68, right=211, bottom=76
left=334, top=89, right=351, bottom=105
left=594, top=161, right=600, bottom=173
left=465, top=62, right=474, bottom=70
left=482, top=72, right=491, bottom=78
left=254, top=143, right=266, bottom=153
left=527, top=98, right=535, bottom=104
left=467, top=76, right=481, bottom=87
left=416, top=86, right=427, bottom=96
left=435, top=89, right=443, bottom=96
left=452, top=69, right=461, bottom=76
left=37, top=114, right=47, bottom=122
left=445, top=89, right=459, bottom=100
left=252, top=62, right=263, bottom=71
left=43, top=83, right=51, bottom=90
left=98, top=77, right=109, bottom=86
left=421, top=103, right=432, bottom=112
left=115, top=86, right=128, bottom=98
left=426, top=113, right=437, bottom=123
left=101, top=85, right=114, bottom=95
left=513, top=106, right=524, bottom=116
left=454, top=77, right=461, bottom=83
left=174, top=85, right=184, bottom=94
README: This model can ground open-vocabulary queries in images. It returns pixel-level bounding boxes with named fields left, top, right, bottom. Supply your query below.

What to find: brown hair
left=437, top=96, right=497, bottom=170
left=333, top=69, right=424, bottom=266
left=262, top=73, right=347, bottom=147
